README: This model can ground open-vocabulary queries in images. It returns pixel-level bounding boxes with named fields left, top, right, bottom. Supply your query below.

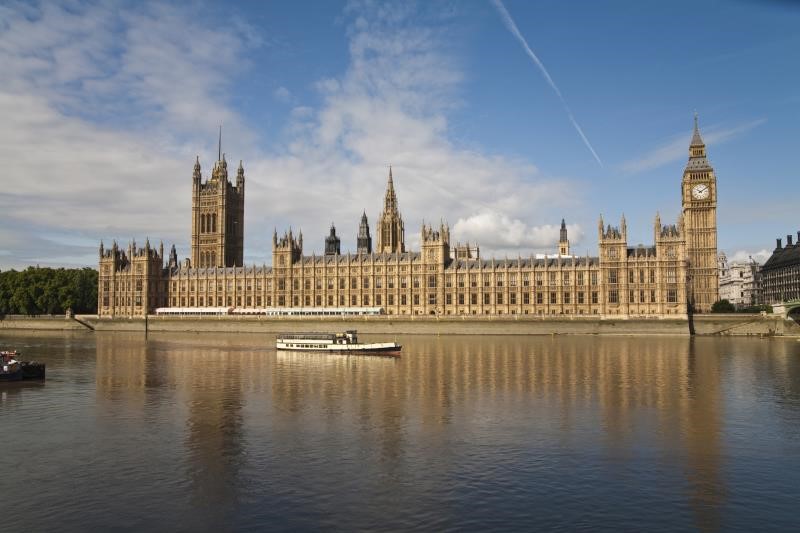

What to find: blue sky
left=0, top=0, right=798, bottom=269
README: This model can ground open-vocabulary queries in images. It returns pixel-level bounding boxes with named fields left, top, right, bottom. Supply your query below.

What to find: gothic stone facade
left=98, top=120, right=718, bottom=318
left=191, top=153, right=245, bottom=269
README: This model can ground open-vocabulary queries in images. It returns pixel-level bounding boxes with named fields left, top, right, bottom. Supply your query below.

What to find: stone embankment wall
left=3, top=313, right=798, bottom=336
left=94, top=316, right=691, bottom=336
left=693, top=314, right=800, bottom=336
left=0, top=316, right=89, bottom=331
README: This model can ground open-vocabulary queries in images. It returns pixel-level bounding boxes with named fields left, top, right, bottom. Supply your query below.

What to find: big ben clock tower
left=682, top=114, right=719, bottom=313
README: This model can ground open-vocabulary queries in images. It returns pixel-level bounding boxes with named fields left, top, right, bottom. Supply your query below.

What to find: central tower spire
left=384, top=165, right=398, bottom=211
left=377, top=166, right=405, bottom=253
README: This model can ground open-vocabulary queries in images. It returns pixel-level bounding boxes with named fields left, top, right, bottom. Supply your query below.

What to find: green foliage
left=0, top=267, right=98, bottom=316
left=711, top=299, right=736, bottom=313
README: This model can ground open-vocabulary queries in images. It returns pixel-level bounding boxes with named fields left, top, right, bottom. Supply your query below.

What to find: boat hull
left=0, top=368, right=23, bottom=382
left=276, top=342, right=401, bottom=355
left=21, top=362, right=46, bottom=380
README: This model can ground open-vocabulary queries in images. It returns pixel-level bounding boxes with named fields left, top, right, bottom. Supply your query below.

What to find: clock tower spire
left=681, top=114, right=718, bottom=313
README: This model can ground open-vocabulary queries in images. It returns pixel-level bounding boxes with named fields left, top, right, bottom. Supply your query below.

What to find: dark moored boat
left=1, top=351, right=45, bottom=382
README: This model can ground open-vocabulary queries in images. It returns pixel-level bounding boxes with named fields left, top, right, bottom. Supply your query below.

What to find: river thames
left=1, top=331, right=799, bottom=531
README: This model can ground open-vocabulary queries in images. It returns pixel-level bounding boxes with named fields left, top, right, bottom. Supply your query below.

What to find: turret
left=325, top=223, right=341, bottom=256
left=357, top=211, right=372, bottom=254
left=620, top=214, right=627, bottom=239
left=193, top=156, right=201, bottom=184
left=273, top=228, right=303, bottom=265
left=236, top=159, right=245, bottom=188
left=558, top=218, right=570, bottom=256
left=168, top=244, right=178, bottom=270
left=654, top=212, right=661, bottom=241
left=421, top=220, right=451, bottom=264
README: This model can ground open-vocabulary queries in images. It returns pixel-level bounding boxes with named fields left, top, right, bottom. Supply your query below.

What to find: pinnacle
left=690, top=113, right=704, bottom=146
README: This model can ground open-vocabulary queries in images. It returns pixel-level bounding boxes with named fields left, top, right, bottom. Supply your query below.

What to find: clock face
left=691, top=183, right=710, bottom=200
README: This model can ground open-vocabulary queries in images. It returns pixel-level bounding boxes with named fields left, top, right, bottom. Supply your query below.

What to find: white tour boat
left=276, top=331, right=401, bottom=354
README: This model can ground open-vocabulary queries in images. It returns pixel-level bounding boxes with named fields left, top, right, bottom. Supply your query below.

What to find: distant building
left=717, top=252, right=760, bottom=308
left=760, top=232, right=800, bottom=304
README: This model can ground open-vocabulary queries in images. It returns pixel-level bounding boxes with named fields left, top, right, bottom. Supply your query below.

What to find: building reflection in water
left=86, top=331, right=800, bottom=529
left=94, top=333, right=261, bottom=526
left=272, top=334, right=729, bottom=529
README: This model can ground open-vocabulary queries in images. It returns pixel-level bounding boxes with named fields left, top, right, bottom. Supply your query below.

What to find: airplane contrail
left=491, top=0, right=603, bottom=167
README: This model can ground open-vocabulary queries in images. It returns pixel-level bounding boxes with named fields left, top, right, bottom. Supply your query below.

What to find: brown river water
left=1, top=331, right=799, bottom=532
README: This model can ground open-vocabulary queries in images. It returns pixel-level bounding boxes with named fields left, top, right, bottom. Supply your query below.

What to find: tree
left=0, top=267, right=98, bottom=316
left=711, top=299, right=736, bottom=313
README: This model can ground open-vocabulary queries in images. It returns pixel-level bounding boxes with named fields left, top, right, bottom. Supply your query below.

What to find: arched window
left=201, top=214, right=206, bottom=233
left=212, top=214, right=217, bottom=233
left=211, top=252, right=216, bottom=266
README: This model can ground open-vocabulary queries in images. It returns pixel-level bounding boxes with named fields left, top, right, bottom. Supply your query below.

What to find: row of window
left=162, top=268, right=681, bottom=292
left=105, top=283, right=679, bottom=308
left=153, top=287, right=681, bottom=310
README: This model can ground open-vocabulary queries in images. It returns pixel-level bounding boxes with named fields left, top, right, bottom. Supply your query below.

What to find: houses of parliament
left=97, top=118, right=719, bottom=318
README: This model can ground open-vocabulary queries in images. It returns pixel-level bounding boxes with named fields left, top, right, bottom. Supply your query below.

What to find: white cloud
left=273, top=86, right=292, bottom=103
left=620, top=119, right=766, bottom=174
left=453, top=212, right=583, bottom=256
left=727, top=249, right=770, bottom=265
left=0, top=1, right=258, bottom=268
left=0, top=0, right=584, bottom=269
left=242, top=1, right=584, bottom=259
